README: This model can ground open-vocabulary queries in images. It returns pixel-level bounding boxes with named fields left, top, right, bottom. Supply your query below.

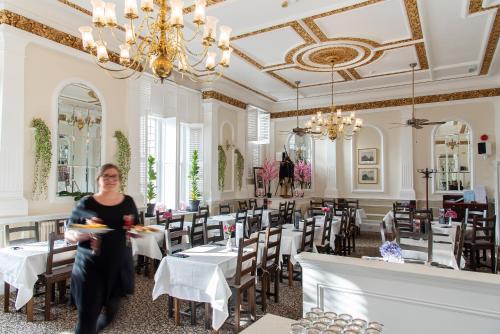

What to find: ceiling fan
left=391, top=63, right=445, bottom=129
left=280, top=81, right=309, bottom=136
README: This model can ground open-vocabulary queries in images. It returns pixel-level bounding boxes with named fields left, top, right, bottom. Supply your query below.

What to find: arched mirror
left=57, top=83, right=102, bottom=197
left=287, top=134, right=313, bottom=189
left=434, top=121, right=471, bottom=192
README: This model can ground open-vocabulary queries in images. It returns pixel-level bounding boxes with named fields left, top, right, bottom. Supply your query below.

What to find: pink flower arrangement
left=322, top=207, right=330, bottom=213
left=259, top=159, right=279, bottom=194
left=444, top=209, right=458, bottom=219
left=223, top=224, right=236, bottom=237
left=294, top=160, right=312, bottom=188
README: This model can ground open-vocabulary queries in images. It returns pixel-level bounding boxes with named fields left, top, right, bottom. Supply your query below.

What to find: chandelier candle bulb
left=203, top=16, right=218, bottom=44
left=91, top=0, right=106, bottom=27
left=96, top=42, right=109, bottom=63
left=125, top=23, right=135, bottom=44
left=170, top=0, right=184, bottom=27
left=193, top=0, right=206, bottom=24
left=140, top=0, right=154, bottom=12
left=206, top=51, right=216, bottom=70
left=79, top=26, right=95, bottom=50
left=104, top=2, right=117, bottom=27
left=336, top=109, right=342, bottom=117
left=119, top=44, right=131, bottom=65
left=220, top=48, right=232, bottom=67
left=218, top=26, right=232, bottom=49
left=124, top=0, right=139, bottom=19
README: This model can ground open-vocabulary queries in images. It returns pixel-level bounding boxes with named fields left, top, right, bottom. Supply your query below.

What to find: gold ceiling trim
left=183, top=0, right=226, bottom=15
left=415, top=42, right=429, bottom=70
left=58, top=0, right=91, bottom=15
left=270, top=88, right=500, bottom=119
left=202, top=90, right=247, bottom=109
left=348, top=68, right=362, bottom=80
left=468, top=0, right=500, bottom=75
left=403, top=0, right=423, bottom=40
left=231, top=46, right=264, bottom=69
left=267, top=71, right=296, bottom=88
left=338, top=70, right=352, bottom=81
left=302, top=0, right=383, bottom=42
left=221, top=75, right=278, bottom=102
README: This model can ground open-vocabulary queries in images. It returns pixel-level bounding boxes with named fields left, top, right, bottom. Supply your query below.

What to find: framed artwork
left=358, top=148, right=377, bottom=165
left=358, top=168, right=378, bottom=184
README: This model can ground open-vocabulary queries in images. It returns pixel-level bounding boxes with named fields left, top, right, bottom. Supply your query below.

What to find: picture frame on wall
left=358, top=168, right=378, bottom=184
left=358, top=148, right=377, bottom=165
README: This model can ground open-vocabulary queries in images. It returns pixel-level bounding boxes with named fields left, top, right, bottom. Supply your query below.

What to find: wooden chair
left=190, top=212, right=208, bottom=246
left=165, top=216, right=185, bottom=250
left=248, top=199, right=257, bottom=210
left=278, top=202, right=287, bottom=221
left=41, top=232, right=77, bottom=320
left=283, top=218, right=315, bottom=286
left=455, top=220, right=466, bottom=269
left=268, top=211, right=282, bottom=228
left=316, top=215, right=333, bottom=254
left=246, top=216, right=260, bottom=238
left=333, top=200, right=347, bottom=216
left=165, top=227, right=191, bottom=255
left=284, top=201, right=295, bottom=224
left=56, top=220, right=66, bottom=235
left=346, top=207, right=357, bottom=254
left=465, top=215, right=496, bottom=272
left=258, top=227, right=282, bottom=312
left=198, top=205, right=210, bottom=216
left=228, top=236, right=259, bottom=333
left=252, top=206, right=264, bottom=229
left=397, top=221, right=434, bottom=263
left=465, top=208, right=487, bottom=226
left=310, top=199, right=323, bottom=208
left=235, top=210, right=248, bottom=238
left=219, top=203, right=231, bottom=215
left=346, top=199, right=359, bottom=209
left=334, top=210, right=350, bottom=256
left=204, top=221, right=224, bottom=243
left=238, top=201, right=248, bottom=211
left=393, top=203, right=413, bottom=232
left=322, top=199, right=335, bottom=208
left=5, top=222, right=40, bottom=246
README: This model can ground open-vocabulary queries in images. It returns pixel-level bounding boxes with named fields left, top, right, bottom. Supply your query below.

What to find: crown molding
left=202, top=91, right=248, bottom=110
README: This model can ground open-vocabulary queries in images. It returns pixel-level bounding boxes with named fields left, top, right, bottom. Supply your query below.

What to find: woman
left=66, top=164, right=138, bottom=334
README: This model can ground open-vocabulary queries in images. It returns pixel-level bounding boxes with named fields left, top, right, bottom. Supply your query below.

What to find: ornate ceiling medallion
left=309, top=47, right=358, bottom=66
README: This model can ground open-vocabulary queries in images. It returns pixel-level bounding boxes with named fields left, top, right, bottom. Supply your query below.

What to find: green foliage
left=113, top=130, right=131, bottom=193
left=234, top=149, right=244, bottom=191
left=30, top=118, right=52, bottom=200
left=58, top=191, right=93, bottom=201
left=188, top=150, right=201, bottom=201
left=218, top=145, right=226, bottom=191
left=146, top=155, right=157, bottom=203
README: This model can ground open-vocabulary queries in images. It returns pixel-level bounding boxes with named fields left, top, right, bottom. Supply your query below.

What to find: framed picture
left=358, top=168, right=378, bottom=184
left=358, top=148, right=377, bottom=165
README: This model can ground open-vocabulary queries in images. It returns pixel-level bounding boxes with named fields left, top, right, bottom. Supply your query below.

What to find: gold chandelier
left=79, top=0, right=232, bottom=83
left=305, top=61, right=363, bottom=141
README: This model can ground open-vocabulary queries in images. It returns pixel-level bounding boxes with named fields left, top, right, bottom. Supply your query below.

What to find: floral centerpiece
left=322, top=206, right=331, bottom=216
left=294, top=160, right=312, bottom=189
left=259, top=159, right=279, bottom=198
left=379, top=241, right=403, bottom=263
left=444, top=208, right=457, bottom=224
left=223, top=224, right=236, bottom=250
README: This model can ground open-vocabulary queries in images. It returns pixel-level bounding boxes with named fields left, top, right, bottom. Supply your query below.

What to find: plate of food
left=128, top=225, right=160, bottom=234
left=68, top=222, right=112, bottom=234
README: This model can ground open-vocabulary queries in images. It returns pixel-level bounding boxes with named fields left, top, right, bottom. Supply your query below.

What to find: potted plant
left=146, top=155, right=157, bottom=217
left=188, top=150, right=201, bottom=212
left=294, top=160, right=312, bottom=191
left=259, top=159, right=279, bottom=198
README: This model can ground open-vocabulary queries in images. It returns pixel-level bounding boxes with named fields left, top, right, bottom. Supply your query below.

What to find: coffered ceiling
left=3, top=0, right=500, bottom=108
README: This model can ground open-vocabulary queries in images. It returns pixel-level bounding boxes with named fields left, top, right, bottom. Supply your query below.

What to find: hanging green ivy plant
left=30, top=118, right=52, bottom=200
left=218, top=145, right=226, bottom=191
left=234, top=148, right=244, bottom=191
left=114, top=130, right=131, bottom=193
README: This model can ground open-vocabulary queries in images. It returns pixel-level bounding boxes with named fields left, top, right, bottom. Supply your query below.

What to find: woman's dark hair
left=97, top=163, right=122, bottom=181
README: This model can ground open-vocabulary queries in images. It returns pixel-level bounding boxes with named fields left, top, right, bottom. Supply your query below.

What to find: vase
left=448, top=216, right=452, bottom=225
left=188, top=199, right=200, bottom=212
left=146, top=203, right=156, bottom=217
left=226, top=237, right=232, bottom=251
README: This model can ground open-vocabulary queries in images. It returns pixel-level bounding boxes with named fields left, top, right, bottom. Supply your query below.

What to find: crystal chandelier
left=79, top=0, right=232, bottom=83
left=305, top=61, right=363, bottom=141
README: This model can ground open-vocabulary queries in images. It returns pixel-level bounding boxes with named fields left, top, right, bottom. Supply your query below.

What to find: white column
left=324, top=139, right=339, bottom=198
left=399, top=108, right=416, bottom=200
left=0, top=28, right=29, bottom=216
left=202, top=100, right=220, bottom=203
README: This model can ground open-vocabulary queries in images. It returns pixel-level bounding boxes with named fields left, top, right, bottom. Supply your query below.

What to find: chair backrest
left=219, top=203, right=231, bottom=215
left=455, top=220, right=466, bottom=268
left=252, top=206, right=264, bottom=229
left=246, top=216, right=260, bottom=238
left=322, top=199, right=335, bottom=208
left=204, top=221, right=224, bottom=243
left=307, top=206, right=324, bottom=218
left=238, top=200, right=248, bottom=211
left=346, top=200, right=359, bottom=209
left=268, top=211, right=282, bottom=228
left=394, top=205, right=413, bottom=231
left=235, top=210, right=248, bottom=238
left=339, top=210, right=349, bottom=236
left=248, top=199, right=257, bottom=210
left=397, top=221, right=433, bottom=262
left=5, top=222, right=40, bottom=246
left=56, top=219, right=67, bottom=235
left=198, top=205, right=210, bottom=217
left=156, top=210, right=166, bottom=225
left=278, top=202, right=287, bottom=219
left=262, top=227, right=282, bottom=271
left=471, top=215, right=496, bottom=244
left=46, top=232, right=77, bottom=275
left=191, top=212, right=208, bottom=246
left=167, top=216, right=185, bottom=245
left=321, top=215, right=333, bottom=246
left=380, top=221, right=387, bottom=243
left=310, top=199, right=323, bottom=208
left=165, top=227, right=191, bottom=255
left=301, top=217, right=316, bottom=252
left=465, top=208, right=487, bottom=225
left=285, top=201, right=295, bottom=224
left=347, top=207, right=357, bottom=233
left=334, top=201, right=347, bottom=216
left=234, top=236, right=259, bottom=285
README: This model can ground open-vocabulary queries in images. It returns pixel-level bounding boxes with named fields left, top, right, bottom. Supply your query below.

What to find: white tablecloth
left=0, top=240, right=75, bottom=309
left=152, top=245, right=238, bottom=330
left=313, top=216, right=341, bottom=246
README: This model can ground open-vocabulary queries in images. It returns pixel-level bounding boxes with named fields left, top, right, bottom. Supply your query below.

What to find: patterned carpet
left=0, top=233, right=382, bottom=334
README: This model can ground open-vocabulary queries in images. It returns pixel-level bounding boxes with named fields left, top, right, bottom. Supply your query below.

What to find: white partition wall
left=297, top=253, right=500, bottom=334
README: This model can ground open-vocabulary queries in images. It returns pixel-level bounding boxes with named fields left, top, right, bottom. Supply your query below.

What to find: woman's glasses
left=102, top=174, right=119, bottom=181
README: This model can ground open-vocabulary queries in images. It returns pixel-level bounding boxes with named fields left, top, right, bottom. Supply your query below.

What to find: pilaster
left=202, top=100, right=220, bottom=203
left=399, top=108, right=416, bottom=200
left=324, top=138, right=339, bottom=198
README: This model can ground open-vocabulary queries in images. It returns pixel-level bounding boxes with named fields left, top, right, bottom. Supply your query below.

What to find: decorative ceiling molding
left=58, top=0, right=91, bottom=15
left=221, top=75, right=278, bottom=102
left=468, top=0, right=500, bottom=75
left=270, top=87, right=500, bottom=119
left=202, top=90, right=247, bottom=109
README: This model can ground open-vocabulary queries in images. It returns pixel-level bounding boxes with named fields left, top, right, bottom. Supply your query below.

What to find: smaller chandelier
left=79, top=0, right=232, bottom=83
left=305, top=61, right=363, bottom=141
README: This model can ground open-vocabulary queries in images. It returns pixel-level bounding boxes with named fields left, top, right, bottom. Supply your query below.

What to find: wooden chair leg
left=174, top=298, right=181, bottom=325
left=234, top=291, right=241, bottom=333
left=261, top=273, right=268, bottom=312
left=274, top=270, right=280, bottom=303
left=190, top=301, right=197, bottom=325
left=287, top=260, right=293, bottom=287
left=57, top=280, right=66, bottom=304
left=491, top=247, right=496, bottom=273
left=45, top=283, right=52, bottom=321
left=26, top=298, right=34, bottom=322
left=167, top=296, right=173, bottom=318
left=205, top=303, right=212, bottom=329
left=249, top=286, right=256, bottom=322
left=4, top=282, right=10, bottom=313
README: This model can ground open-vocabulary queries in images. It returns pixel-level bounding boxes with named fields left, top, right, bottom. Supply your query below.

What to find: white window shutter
left=258, top=111, right=270, bottom=144
left=247, top=107, right=258, bottom=143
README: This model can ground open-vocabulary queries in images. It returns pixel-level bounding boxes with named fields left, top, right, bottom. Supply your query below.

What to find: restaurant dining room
left=1, top=0, right=500, bottom=333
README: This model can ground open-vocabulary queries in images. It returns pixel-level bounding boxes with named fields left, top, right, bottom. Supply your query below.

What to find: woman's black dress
left=69, top=195, right=139, bottom=333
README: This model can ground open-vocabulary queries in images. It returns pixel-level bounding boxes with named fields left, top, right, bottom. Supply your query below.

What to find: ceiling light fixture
left=79, top=0, right=232, bottom=83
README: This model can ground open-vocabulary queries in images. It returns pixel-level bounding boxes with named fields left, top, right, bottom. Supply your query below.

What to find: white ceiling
left=4, top=0, right=500, bottom=108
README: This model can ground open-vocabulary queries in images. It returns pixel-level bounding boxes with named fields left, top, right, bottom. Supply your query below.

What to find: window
left=180, top=123, right=203, bottom=205
left=247, top=106, right=269, bottom=179
left=434, top=121, right=472, bottom=192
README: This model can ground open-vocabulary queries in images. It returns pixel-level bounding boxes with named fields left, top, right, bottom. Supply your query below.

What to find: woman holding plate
left=65, top=163, right=139, bottom=334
